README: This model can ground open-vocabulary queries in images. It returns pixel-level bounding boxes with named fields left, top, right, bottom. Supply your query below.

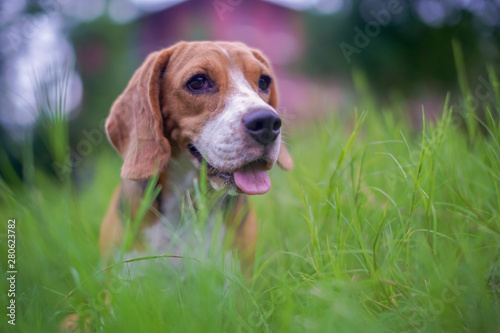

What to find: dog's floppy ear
left=105, top=48, right=174, bottom=180
left=251, top=49, right=293, bottom=171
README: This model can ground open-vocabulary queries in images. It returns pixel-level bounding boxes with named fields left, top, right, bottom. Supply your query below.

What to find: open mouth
left=188, top=144, right=271, bottom=195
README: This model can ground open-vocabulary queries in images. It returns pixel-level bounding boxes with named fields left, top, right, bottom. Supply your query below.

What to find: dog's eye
left=187, top=75, right=208, bottom=91
left=258, top=75, right=271, bottom=92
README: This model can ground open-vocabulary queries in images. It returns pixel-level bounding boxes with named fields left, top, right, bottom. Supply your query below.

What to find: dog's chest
left=159, top=152, right=198, bottom=222
left=139, top=153, right=225, bottom=257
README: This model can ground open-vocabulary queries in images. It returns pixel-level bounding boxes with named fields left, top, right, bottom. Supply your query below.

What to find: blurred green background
left=2, top=2, right=500, bottom=332
left=1, top=0, right=499, bottom=184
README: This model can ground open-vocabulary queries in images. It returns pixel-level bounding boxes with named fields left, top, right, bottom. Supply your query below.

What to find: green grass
left=2, top=62, right=500, bottom=332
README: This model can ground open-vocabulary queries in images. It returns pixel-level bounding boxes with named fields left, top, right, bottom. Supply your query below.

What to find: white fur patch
left=120, top=153, right=233, bottom=275
left=195, top=67, right=281, bottom=173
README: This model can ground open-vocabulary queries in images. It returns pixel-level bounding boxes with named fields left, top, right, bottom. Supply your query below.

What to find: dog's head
left=106, top=41, right=293, bottom=195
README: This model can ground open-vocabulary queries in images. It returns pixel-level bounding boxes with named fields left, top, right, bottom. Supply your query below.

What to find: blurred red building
left=135, top=0, right=342, bottom=118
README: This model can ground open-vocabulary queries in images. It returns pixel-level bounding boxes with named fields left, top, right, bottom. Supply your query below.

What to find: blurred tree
left=301, top=1, right=499, bottom=100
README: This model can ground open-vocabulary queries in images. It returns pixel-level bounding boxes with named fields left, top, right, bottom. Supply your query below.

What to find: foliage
left=302, top=6, right=499, bottom=98
left=1, top=53, right=500, bottom=333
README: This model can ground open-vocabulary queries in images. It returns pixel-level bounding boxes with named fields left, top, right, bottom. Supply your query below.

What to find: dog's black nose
left=242, top=110, right=281, bottom=146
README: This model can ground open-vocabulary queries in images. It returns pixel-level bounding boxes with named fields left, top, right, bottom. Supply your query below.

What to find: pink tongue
left=233, top=164, right=271, bottom=195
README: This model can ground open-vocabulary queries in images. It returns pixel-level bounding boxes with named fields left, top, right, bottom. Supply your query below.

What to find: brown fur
left=101, top=41, right=292, bottom=271
left=63, top=40, right=293, bottom=333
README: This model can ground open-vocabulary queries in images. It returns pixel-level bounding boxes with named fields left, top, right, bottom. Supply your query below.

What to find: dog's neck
left=158, top=151, right=198, bottom=223
left=140, top=152, right=234, bottom=258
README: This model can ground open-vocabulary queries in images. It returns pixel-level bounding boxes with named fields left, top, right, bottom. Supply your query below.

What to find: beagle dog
left=99, top=41, right=293, bottom=275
